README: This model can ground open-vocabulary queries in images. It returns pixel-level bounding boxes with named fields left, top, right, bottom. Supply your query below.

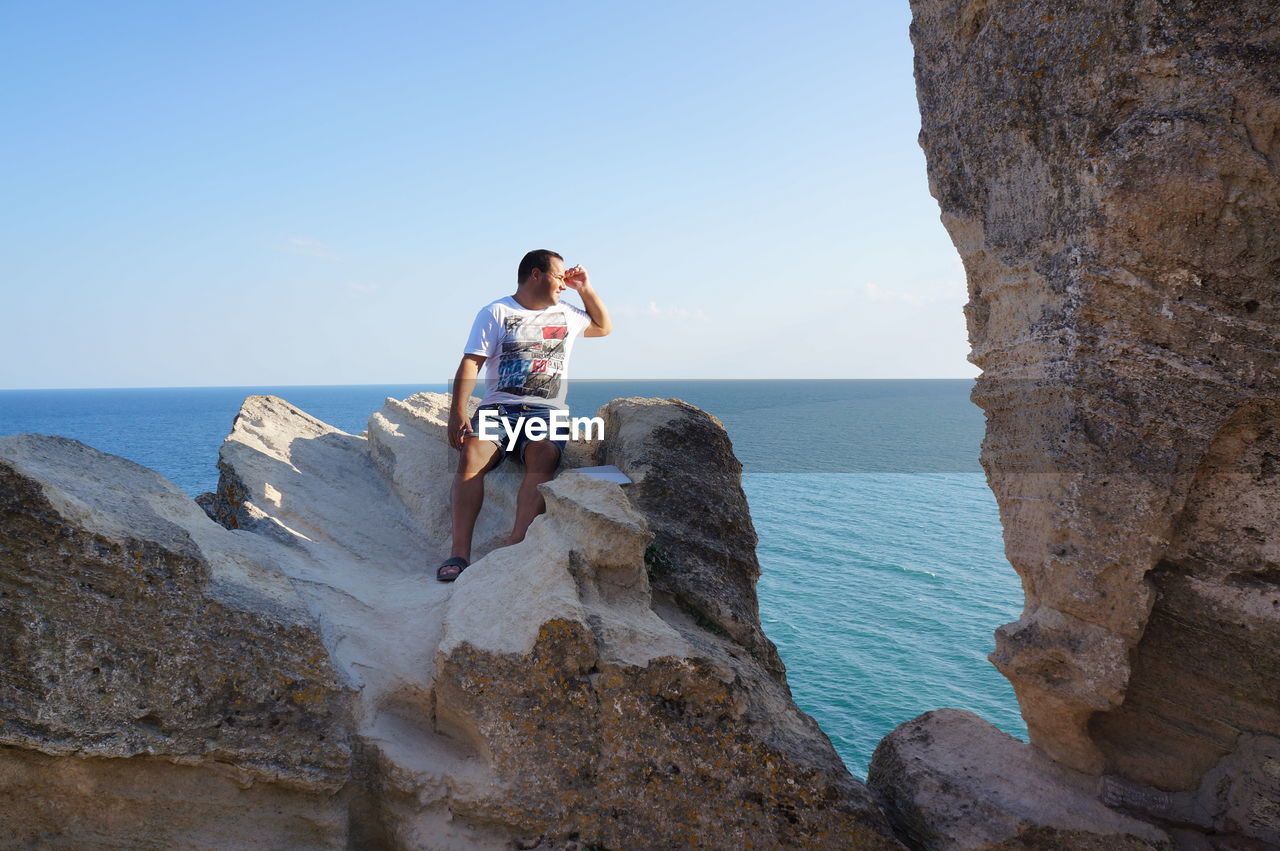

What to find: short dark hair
left=517, top=249, right=563, bottom=283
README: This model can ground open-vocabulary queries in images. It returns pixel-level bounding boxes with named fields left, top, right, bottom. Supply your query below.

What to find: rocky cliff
left=867, top=1, right=1279, bottom=847
left=6, top=4, right=1277, bottom=847
left=0, top=393, right=899, bottom=849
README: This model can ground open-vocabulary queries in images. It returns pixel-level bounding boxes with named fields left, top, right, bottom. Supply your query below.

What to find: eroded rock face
left=434, top=471, right=896, bottom=849
left=595, top=398, right=785, bottom=678
left=2, top=394, right=900, bottom=848
left=867, top=710, right=1171, bottom=850
left=0, top=434, right=356, bottom=847
left=905, top=0, right=1279, bottom=846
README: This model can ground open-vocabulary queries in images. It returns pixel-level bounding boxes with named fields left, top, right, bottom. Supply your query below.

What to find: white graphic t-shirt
left=463, top=296, right=593, bottom=410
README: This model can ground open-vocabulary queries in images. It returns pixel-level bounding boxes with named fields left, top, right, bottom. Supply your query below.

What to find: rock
left=0, top=746, right=351, bottom=850
left=907, top=0, right=1279, bottom=846
left=0, top=434, right=356, bottom=847
left=867, top=710, right=1172, bottom=850
left=595, top=397, right=784, bottom=677
left=434, top=470, right=897, bottom=849
left=2, top=393, right=901, bottom=848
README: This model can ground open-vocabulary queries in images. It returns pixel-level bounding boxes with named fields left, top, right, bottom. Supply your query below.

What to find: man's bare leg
left=451, top=437, right=500, bottom=561
left=506, top=440, right=561, bottom=546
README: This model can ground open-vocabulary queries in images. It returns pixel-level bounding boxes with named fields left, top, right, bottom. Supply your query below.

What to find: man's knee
left=457, top=439, right=499, bottom=476
left=521, top=439, right=560, bottom=473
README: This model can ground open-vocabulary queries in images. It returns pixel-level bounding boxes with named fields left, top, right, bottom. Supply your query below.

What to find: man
left=437, top=249, right=612, bottom=582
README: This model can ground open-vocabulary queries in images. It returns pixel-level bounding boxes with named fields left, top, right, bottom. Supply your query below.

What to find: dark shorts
left=468, top=403, right=567, bottom=469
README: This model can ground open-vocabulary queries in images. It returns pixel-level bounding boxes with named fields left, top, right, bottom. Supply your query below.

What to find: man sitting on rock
left=437, top=249, right=612, bottom=582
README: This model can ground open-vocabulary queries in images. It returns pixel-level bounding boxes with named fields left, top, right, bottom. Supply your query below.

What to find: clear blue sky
left=1, top=1, right=973, bottom=389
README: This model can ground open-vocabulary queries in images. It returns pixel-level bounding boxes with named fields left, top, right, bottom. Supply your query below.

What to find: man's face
left=542, top=257, right=566, bottom=303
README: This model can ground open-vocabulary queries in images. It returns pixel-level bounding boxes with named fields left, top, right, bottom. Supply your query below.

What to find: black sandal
left=436, top=556, right=469, bottom=582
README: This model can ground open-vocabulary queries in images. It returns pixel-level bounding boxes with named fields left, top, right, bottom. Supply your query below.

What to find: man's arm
left=565, top=265, right=611, bottom=337
left=448, top=354, right=485, bottom=450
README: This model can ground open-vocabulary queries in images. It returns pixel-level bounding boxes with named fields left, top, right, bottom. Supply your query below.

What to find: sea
left=0, top=379, right=1027, bottom=778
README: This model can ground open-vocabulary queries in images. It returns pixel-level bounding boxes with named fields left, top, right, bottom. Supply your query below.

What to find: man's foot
left=436, top=556, right=469, bottom=582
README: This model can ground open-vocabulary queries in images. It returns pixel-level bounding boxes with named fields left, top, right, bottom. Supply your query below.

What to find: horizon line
left=1, top=377, right=981, bottom=392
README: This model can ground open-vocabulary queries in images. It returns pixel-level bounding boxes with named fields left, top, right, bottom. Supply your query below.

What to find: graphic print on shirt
left=497, top=311, right=570, bottom=399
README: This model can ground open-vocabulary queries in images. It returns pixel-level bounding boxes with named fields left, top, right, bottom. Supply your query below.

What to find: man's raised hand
left=564, top=264, right=590, bottom=292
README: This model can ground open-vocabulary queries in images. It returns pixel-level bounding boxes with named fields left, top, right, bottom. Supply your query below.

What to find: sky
left=1, top=1, right=975, bottom=389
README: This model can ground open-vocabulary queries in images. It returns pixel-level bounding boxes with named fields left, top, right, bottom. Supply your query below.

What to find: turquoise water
left=0, top=380, right=1026, bottom=776
left=747, top=473, right=1023, bottom=775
